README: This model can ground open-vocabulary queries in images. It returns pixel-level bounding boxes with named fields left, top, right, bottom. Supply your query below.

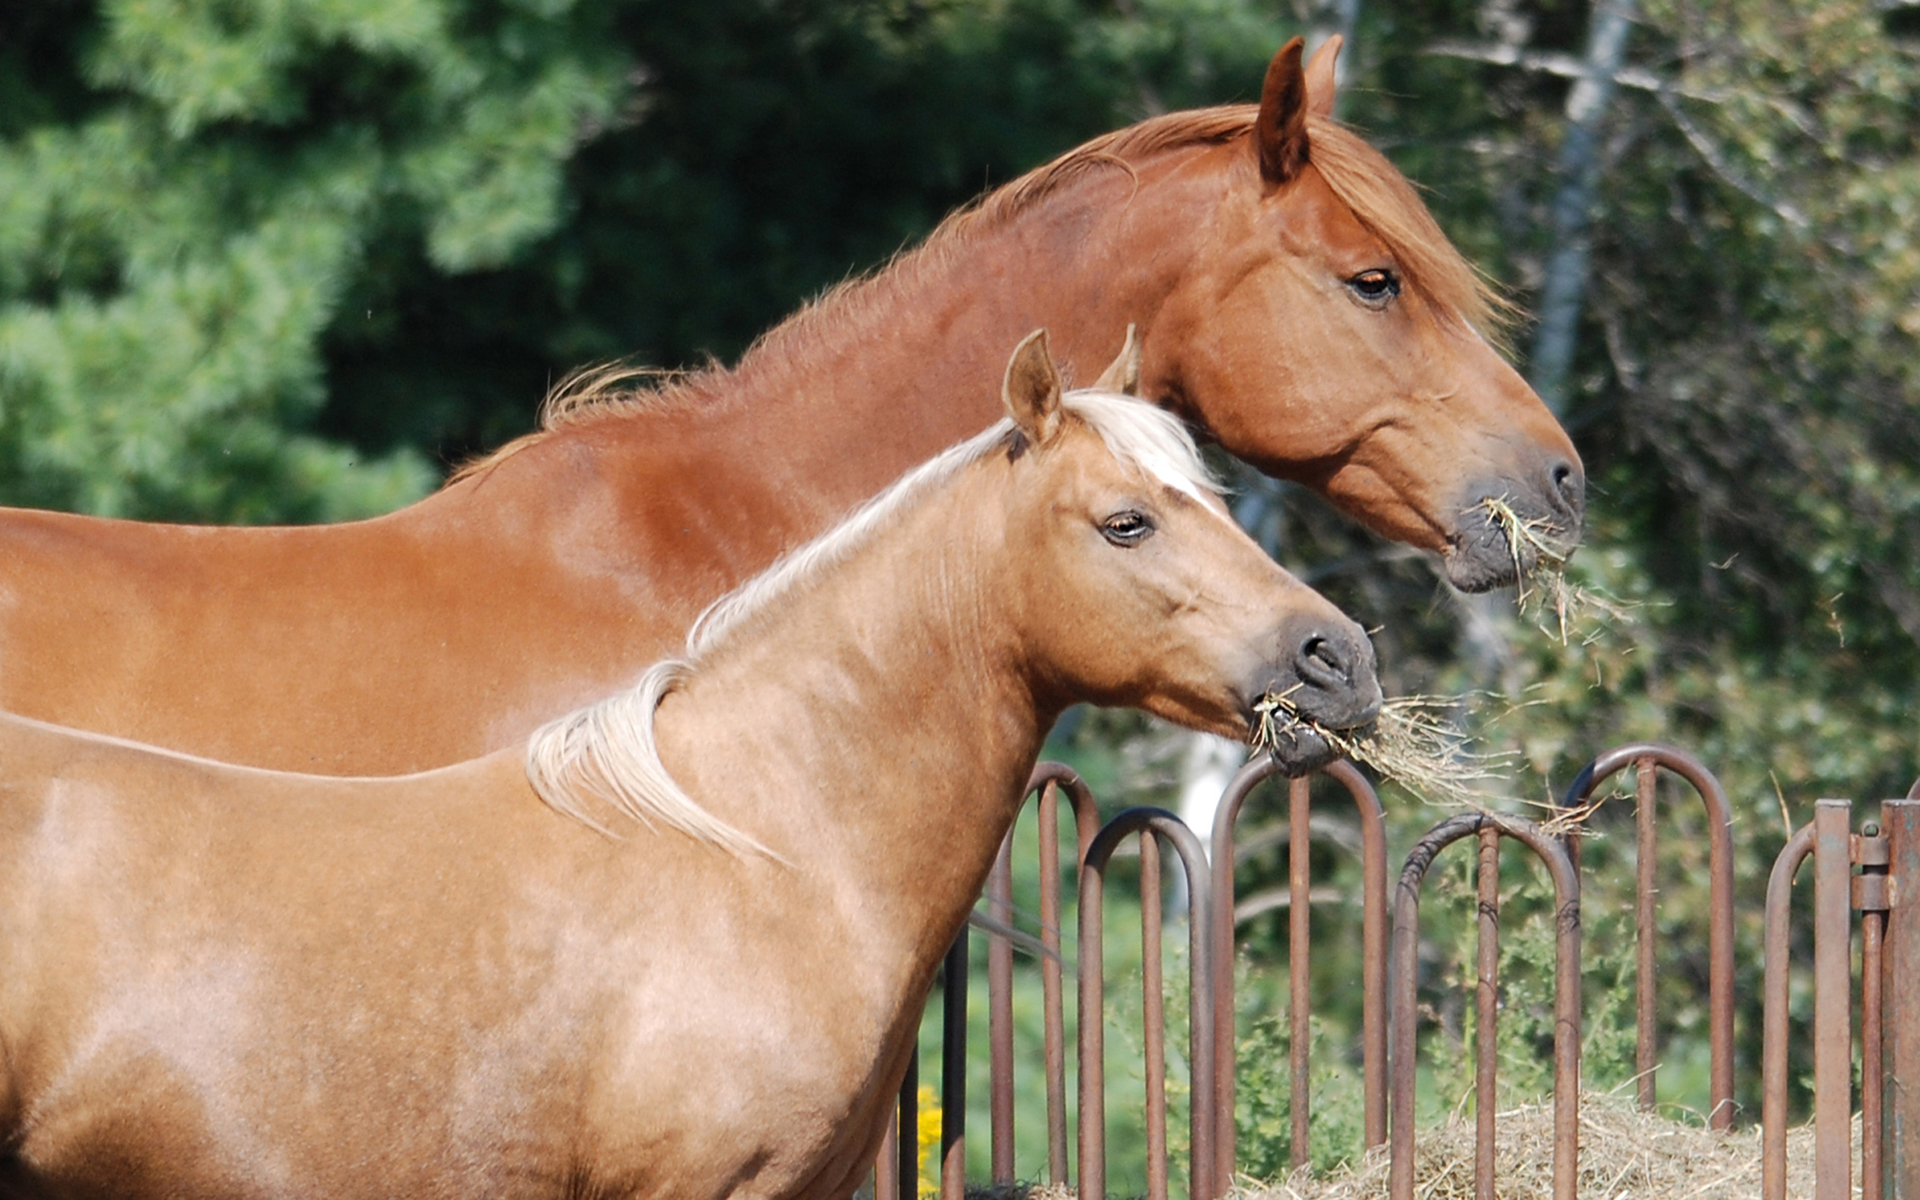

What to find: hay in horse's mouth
left=1480, top=495, right=1630, bottom=643
left=1250, top=691, right=1503, bottom=807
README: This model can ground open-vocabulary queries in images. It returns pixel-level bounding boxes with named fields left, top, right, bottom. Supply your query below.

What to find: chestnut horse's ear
left=1254, top=37, right=1311, bottom=187
left=1004, top=328, right=1064, bottom=447
left=1304, top=34, right=1341, bottom=118
left=1090, top=324, right=1143, bottom=396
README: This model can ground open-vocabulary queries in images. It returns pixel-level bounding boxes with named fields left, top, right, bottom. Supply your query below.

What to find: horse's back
left=0, top=501, right=611, bottom=773
left=0, top=473, right=705, bottom=774
left=0, top=507, right=406, bottom=760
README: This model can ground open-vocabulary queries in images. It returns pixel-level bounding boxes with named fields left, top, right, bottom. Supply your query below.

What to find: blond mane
left=451, top=106, right=1504, bottom=484
left=522, top=389, right=1220, bottom=854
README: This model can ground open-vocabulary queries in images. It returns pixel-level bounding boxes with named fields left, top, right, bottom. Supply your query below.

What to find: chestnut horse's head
left=1126, top=39, right=1583, bottom=591
left=997, top=331, right=1380, bottom=773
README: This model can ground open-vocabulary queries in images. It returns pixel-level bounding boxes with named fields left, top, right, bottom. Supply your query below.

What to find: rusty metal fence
left=869, top=744, right=1920, bottom=1200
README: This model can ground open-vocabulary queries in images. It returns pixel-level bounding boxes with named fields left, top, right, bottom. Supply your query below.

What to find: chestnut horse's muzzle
left=1445, top=457, right=1587, bottom=593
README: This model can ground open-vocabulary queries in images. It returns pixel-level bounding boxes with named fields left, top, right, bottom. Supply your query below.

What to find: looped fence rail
left=871, top=748, right=1920, bottom=1200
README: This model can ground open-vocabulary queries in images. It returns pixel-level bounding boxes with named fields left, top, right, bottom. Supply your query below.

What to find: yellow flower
left=916, top=1085, right=942, bottom=1199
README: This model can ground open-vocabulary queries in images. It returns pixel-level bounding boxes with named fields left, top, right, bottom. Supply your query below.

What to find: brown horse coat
left=0, top=40, right=1573, bottom=775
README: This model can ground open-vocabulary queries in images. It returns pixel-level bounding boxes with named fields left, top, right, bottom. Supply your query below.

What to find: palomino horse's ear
left=1003, top=328, right=1064, bottom=447
left=1304, top=34, right=1341, bottom=118
left=1090, top=324, right=1143, bottom=396
left=1254, top=37, right=1310, bottom=187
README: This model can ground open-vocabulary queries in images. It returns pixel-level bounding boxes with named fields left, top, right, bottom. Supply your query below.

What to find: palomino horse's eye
left=1347, top=268, right=1401, bottom=306
left=1101, top=511, right=1155, bottom=547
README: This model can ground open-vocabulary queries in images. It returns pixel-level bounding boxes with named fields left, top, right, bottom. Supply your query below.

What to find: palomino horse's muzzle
left=1251, top=614, right=1382, bottom=774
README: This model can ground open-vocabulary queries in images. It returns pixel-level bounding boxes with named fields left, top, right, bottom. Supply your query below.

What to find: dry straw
left=966, top=1094, right=1831, bottom=1200
left=1480, top=496, right=1633, bottom=645
left=1246, top=1091, right=1833, bottom=1200
left=1250, top=691, right=1508, bottom=808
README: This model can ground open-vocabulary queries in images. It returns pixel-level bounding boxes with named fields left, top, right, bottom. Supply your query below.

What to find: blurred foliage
left=0, top=0, right=632, bottom=517
left=7, top=0, right=1920, bottom=1178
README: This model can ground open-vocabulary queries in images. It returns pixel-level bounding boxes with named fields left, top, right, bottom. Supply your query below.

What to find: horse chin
left=1441, top=507, right=1581, bottom=594
left=1441, top=543, right=1524, bottom=594
left=1258, top=723, right=1341, bottom=776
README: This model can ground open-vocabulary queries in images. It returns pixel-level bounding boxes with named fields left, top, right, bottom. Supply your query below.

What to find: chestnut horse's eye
left=1347, top=268, right=1401, bottom=306
left=1101, top=511, right=1155, bottom=547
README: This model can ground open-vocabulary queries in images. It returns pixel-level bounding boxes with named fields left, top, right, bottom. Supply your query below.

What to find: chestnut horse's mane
left=522, top=390, right=1221, bottom=856
left=450, top=107, right=1503, bottom=485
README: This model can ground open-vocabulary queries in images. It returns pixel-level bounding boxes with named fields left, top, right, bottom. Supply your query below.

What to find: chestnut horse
left=0, top=334, right=1377, bottom=1199
left=0, top=38, right=1573, bottom=776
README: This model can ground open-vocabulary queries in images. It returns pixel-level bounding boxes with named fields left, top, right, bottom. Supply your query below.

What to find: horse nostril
left=1296, top=633, right=1351, bottom=689
left=1550, top=460, right=1584, bottom=514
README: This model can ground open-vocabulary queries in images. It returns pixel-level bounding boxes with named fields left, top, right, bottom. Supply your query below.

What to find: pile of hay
left=1247, top=1092, right=1833, bottom=1200
left=962, top=1094, right=1837, bottom=1200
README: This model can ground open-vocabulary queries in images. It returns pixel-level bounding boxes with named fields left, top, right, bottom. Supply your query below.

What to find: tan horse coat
left=0, top=338, right=1377, bottom=1199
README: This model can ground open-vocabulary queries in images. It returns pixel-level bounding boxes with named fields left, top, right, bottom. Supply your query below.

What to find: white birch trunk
left=1529, top=0, right=1639, bottom=415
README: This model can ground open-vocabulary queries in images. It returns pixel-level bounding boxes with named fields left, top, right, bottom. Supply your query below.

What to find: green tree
left=0, top=0, right=626, bottom=520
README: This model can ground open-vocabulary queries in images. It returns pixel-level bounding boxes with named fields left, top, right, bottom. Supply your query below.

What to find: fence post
left=1886, top=798, right=1920, bottom=1200
left=1814, top=799, right=1853, bottom=1199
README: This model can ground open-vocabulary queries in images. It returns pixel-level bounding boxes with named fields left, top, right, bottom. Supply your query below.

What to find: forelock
left=1060, top=389, right=1221, bottom=503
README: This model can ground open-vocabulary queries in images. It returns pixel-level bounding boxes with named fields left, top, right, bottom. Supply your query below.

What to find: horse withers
left=0, top=37, right=1568, bottom=775
left=0, top=332, right=1378, bottom=1200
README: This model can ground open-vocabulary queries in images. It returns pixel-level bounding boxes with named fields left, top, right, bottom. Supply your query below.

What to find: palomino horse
left=0, top=38, right=1571, bottom=775
left=0, top=333, right=1378, bottom=1199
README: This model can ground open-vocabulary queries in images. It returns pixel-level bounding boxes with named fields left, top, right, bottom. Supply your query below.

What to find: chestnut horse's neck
left=438, top=142, right=1218, bottom=575
left=645, top=453, right=1043, bottom=970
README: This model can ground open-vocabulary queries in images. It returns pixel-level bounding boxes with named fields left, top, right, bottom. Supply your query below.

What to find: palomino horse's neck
left=648, top=452, right=1041, bottom=970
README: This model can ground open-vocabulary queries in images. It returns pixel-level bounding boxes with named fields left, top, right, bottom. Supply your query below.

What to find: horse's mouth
left=1247, top=695, right=1357, bottom=775
left=1254, top=721, right=1341, bottom=775
left=1443, top=498, right=1580, bottom=594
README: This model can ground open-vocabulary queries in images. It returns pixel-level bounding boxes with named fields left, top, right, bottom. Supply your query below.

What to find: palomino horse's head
left=999, top=331, right=1381, bottom=774
left=1138, top=38, right=1583, bottom=591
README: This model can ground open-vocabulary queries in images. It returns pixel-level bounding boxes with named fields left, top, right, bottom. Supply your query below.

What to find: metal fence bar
left=1562, top=743, right=1736, bottom=1127
left=1143, top=836, right=1170, bottom=1200
left=1389, top=812, right=1580, bottom=1200
left=876, top=1100, right=902, bottom=1200
left=988, top=834, right=1015, bottom=1185
left=1079, top=808, right=1216, bottom=1200
left=966, top=762, right=1098, bottom=1192
left=1635, top=759, right=1658, bottom=1112
left=1814, top=799, right=1853, bottom=1200
left=1854, top=820, right=1892, bottom=1200
left=941, top=932, right=968, bottom=1200
left=1034, top=766, right=1100, bottom=1185
left=1288, top=775, right=1312, bottom=1172
left=1762, top=821, right=1816, bottom=1200
left=899, top=1047, right=920, bottom=1199
left=1345, top=758, right=1390, bottom=1159
left=1886, top=799, right=1920, bottom=1199
left=1474, top=826, right=1500, bottom=1200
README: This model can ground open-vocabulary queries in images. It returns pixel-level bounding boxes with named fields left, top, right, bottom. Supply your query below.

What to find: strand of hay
left=1251, top=693, right=1510, bottom=808
left=1480, top=496, right=1634, bottom=645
